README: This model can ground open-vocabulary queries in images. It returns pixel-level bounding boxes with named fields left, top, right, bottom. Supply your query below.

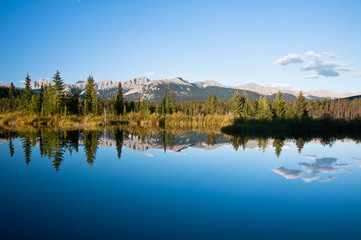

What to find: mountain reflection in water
left=1, top=127, right=361, bottom=180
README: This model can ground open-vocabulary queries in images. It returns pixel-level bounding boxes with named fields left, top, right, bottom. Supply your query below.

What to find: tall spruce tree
left=9, top=82, right=15, bottom=99
left=8, top=82, right=15, bottom=111
left=52, top=70, right=65, bottom=115
left=274, top=91, right=286, bottom=119
left=295, top=91, right=308, bottom=119
left=84, top=75, right=96, bottom=115
left=21, top=74, right=32, bottom=113
left=114, top=82, right=124, bottom=115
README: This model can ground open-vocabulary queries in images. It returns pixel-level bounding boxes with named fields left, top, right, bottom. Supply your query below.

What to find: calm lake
left=1, top=128, right=361, bottom=239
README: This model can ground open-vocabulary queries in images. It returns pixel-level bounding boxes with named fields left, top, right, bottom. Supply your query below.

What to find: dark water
left=1, top=128, right=361, bottom=239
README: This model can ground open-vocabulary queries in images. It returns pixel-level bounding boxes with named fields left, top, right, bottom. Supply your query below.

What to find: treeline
left=1, top=72, right=361, bottom=122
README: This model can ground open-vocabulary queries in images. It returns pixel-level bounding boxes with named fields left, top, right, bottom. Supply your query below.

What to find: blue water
left=0, top=131, right=361, bottom=239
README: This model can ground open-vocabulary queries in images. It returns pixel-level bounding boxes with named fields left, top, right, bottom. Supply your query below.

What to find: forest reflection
left=1, top=127, right=361, bottom=172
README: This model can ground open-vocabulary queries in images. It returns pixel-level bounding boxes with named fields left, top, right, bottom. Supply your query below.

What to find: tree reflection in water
left=1, top=126, right=361, bottom=172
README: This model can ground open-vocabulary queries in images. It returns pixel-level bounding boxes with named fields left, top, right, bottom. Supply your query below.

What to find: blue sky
left=0, top=0, right=361, bottom=92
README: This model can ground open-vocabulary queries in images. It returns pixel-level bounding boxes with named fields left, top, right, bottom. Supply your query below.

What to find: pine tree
left=9, top=82, right=15, bottom=99
left=114, top=82, right=124, bottom=115
left=53, top=70, right=65, bottom=93
left=84, top=75, right=96, bottom=115
left=52, top=71, right=65, bottom=115
left=295, top=91, right=308, bottom=119
left=274, top=91, right=286, bottom=119
left=8, top=82, right=15, bottom=111
left=21, top=74, right=32, bottom=113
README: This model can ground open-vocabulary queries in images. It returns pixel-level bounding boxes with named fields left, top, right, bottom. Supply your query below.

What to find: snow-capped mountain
left=10, top=76, right=361, bottom=101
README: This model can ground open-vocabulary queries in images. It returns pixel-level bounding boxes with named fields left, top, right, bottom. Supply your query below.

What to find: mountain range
left=1, top=77, right=360, bottom=101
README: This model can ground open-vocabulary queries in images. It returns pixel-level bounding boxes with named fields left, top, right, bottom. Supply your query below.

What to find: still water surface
left=1, top=128, right=361, bottom=239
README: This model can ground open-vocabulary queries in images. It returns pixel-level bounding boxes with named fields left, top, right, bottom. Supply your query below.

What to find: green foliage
left=207, top=94, right=217, bottom=114
left=30, top=94, right=41, bottom=114
left=170, top=90, right=176, bottom=114
left=256, top=96, right=273, bottom=121
left=162, top=89, right=169, bottom=114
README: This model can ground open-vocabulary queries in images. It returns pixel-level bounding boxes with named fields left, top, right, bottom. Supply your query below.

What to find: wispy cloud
left=169, top=73, right=189, bottom=79
left=323, top=52, right=340, bottom=58
left=20, top=80, right=25, bottom=83
left=303, top=177, right=319, bottom=183
left=304, top=74, right=319, bottom=79
left=145, top=72, right=155, bottom=77
left=275, top=51, right=352, bottom=78
left=275, top=54, right=305, bottom=65
left=319, top=176, right=337, bottom=182
left=305, top=51, right=322, bottom=57
left=303, top=154, right=317, bottom=160
left=299, top=157, right=342, bottom=175
left=144, top=152, right=154, bottom=157
left=301, top=58, right=347, bottom=77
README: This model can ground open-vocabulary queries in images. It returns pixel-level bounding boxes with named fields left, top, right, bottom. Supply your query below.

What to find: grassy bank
left=0, top=112, right=235, bottom=128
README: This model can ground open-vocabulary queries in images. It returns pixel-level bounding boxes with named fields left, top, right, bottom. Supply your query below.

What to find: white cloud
left=301, top=58, right=347, bottom=77
left=273, top=167, right=303, bottom=179
left=275, top=54, right=306, bottom=66
left=145, top=72, right=155, bottom=77
left=304, top=74, right=319, bottom=79
left=20, top=80, right=25, bottom=83
left=322, top=52, right=340, bottom=58
left=303, top=177, right=319, bottom=183
left=305, top=51, right=322, bottom=57
left=275, top=51, right=353, bottom=78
